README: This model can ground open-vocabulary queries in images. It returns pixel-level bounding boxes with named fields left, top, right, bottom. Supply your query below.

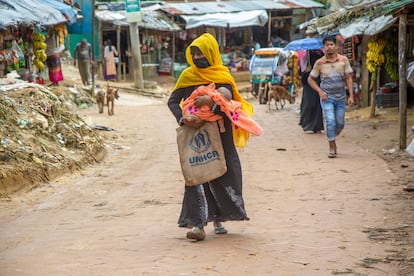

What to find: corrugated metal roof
left=159, top=0, right=324, bottom=16
left=95, top=10, right=181, bottom=31
left=0, top=0, right=68, bottom=28
left=382, top=0, right=414, bottom=13
left=283, top=0, right=325, bottom=9
left=301, top=0, right=414, bottom=36
left=182, top=10, right=269, bottom=29
left=138, top=10, right=181, bottom=31
left=159, top=1, right=291, bottom=15
left=225, top=1, right=289, bottom=11
left=40, top=0, right=79, bottom=24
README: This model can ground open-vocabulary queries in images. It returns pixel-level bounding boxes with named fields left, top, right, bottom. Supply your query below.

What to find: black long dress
left=168, top=83, right=249, bottom=229
left=299, top=51, right=324, bottom=133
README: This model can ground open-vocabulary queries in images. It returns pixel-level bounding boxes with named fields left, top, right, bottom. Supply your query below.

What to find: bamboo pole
left=116, top=26, right=121, bottom=81
left=129, top=22, right=144, bottom=89
left=360, top=36, right=369, bottom=107
left=267, top=11, right=272, bottom=43
left=369, top=66, right=380, bottom=118
left=91, top=0, right=95, bottom=96
left=399, top=13, right=407, bottom=149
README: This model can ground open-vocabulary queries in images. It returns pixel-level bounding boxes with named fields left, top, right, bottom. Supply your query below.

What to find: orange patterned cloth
left=182, top=83, right=262, bottom=136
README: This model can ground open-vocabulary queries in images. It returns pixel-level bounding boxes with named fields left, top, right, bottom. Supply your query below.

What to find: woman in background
left=299, top=49, right=324, bottom=133
left=45, top=28, right=64, bottom=86
left=103, top=40, right=118, bottom=81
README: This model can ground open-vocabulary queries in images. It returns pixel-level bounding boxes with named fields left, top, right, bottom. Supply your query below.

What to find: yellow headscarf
left=173, top=33, right=253, bottom=148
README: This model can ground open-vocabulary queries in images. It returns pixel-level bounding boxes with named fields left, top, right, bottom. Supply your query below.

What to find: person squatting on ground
left=73, top=39, right=93, bottom=86
left=308, top=36, right=354, bottom=158
left=168, top=33, right=254, bottom=241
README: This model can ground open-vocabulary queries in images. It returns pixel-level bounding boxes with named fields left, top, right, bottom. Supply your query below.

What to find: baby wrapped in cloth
left=182, top=83, right=262, bottom=136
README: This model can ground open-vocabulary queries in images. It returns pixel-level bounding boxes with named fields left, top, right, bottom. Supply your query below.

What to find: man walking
left=73, top=39, right=93, bottom=86
left=308, top=36, right=354, bottom=158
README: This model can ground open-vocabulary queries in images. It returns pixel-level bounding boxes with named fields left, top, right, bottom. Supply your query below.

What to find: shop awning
left=95, top=10, right=181, bottom=31
left=339, top=15, right=398, bottom=39
left=0, top=0, right=67, bottom=28
left=159, top=0, right=323, bottom=16
left=181, top=10, right=269, bottom=29
left=301, top=0, right=414, bottom=37
left=40, top=0, right=79, bottom=24
left=95, top=10, right=126, bottom=22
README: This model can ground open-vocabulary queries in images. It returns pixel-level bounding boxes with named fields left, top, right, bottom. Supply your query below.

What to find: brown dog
left=106, top=83, right=119, bottom=116
left=267, top=83, right=295, bottom=111
left=96, top=89, right=105, bottom=114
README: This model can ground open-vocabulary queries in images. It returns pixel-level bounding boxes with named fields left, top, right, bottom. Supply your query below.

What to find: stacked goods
left=291, top=52, right=299, bottom=87
left=54, top=24, right=68, bottom=46
left=366, top=38, right=385, bottom=73
left=384, top=34, right=398, bottom=81
left=7, top=41, right=23, bottom=72
left=32, top=33, right=47, bottom=71
left=366, top=38, right=385, bottom=90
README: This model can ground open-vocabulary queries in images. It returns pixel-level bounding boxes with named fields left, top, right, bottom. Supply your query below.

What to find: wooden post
left=370, top=66, right=380, bottom=118
left=360, top=36, right=369, bottom=107
left=127, top=29, right=131, bottom=80
left=399, top=13, right=407, bottom=149
left=97, top=20, right=103, bottom=80
left=129, top=22, right=144, bottom=89
left=171, top=31, right=175, bottom=77
left=91, top=0, right=95, bottom=95
left=222, top=28, right=226, bottom=49
left=125, top=0, right=144, bottom=89
left=267, top=11, right=272, bottom=43
left=116, top=27, right=121, bottom=62
left=116, top=26, right=121, bottom=81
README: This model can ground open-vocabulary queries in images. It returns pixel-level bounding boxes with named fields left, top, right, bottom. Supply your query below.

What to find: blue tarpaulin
left=39, top=0, right=78, bottom=24
left=0, top=0, right=68, bottom=28
left=283, top=37, right=323, bottom=51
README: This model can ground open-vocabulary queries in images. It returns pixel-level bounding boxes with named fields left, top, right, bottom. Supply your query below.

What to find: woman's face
left=191, top=47, right=210, bottom=68
left=192, top=49, right=204, bottom=60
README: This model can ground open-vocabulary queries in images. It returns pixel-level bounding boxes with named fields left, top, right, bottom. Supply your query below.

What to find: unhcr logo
left=188, top=128, right=221, bottom=166
left=190, top=128, right=211, bottom=153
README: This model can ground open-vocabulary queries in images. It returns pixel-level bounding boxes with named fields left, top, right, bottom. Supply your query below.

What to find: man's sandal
left=214, top=225, right=228, bottom=234
left=328, top=152, right=337, bottom=158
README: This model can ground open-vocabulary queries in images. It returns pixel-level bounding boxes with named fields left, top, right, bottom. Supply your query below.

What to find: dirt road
left=1, top=89, right=414, bottom=275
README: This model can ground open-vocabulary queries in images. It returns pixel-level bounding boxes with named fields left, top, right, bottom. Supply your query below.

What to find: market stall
left=94, top=4, right=181, bottom=80
left=0, top=0, right=77, bottom=82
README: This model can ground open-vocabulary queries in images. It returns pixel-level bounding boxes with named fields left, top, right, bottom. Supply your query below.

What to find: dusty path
left=0, top=92, right=413, bottom=275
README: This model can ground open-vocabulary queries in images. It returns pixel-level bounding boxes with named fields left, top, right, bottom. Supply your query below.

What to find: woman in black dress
left=299, top=50, right=324, bottom=133
left=168, top=33, right=253, bottom=241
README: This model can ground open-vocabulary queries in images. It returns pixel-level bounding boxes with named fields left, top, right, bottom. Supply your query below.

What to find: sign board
left=125, top=0, right=142, bottom=23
